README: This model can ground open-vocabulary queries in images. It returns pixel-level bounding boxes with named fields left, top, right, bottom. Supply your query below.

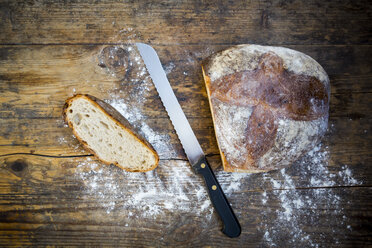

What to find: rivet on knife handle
left=194, top=156, right=241, bottom=238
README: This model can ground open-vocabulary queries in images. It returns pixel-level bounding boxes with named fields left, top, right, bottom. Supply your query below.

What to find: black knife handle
left=193, top=156, right=241, bottom=238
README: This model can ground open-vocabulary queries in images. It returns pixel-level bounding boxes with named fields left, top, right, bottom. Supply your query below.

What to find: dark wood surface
left=0, top=0, right=371, bottom=247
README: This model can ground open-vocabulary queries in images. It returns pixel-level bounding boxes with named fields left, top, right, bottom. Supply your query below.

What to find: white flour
left=260, top=142, right=361, bottom=247
left=98, top=44, right=177, bottom=158
left=164, top=62, right=175, bottom=75
left=75, top=157, right=249, bottom=221
left=105, top=98, right=176, bottom=158
left=76, top=160, right=209, bottom=217
left=75, top=135, right=361, bottom=248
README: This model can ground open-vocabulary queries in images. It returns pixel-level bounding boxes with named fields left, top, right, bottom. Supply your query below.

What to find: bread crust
left=202, top=44, right=330, bottom=173
left=63, top=94, right=159, bottom=172
left=202, top=67, right=269, bottom=173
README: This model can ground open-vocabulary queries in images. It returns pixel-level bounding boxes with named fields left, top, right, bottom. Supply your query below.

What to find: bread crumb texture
left=65, top=95, right=158, bottom=172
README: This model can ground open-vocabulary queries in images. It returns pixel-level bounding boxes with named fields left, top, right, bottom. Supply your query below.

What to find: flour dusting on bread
left=258, top=116, right=328, bottom=170
left=202, top=44, right=330, bottom=172
left=205, top=44, right=329, bottom=86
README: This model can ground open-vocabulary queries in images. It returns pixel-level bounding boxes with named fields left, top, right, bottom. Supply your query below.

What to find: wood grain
left=0, top=0, right=371, bottom=45
left=0, top=155, right=370, bottom=247
left=0, top=0, right=371, bottom=247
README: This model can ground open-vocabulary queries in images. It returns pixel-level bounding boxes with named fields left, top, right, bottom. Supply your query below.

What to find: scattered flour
left=95, top=44, right=176, bottom=158
left=260, top=142, right=362, bottom=247
left=262, top=191, right=268, bottom=204
left=57, top=137, right=67, bottom=144
left=106, top=97, right=176, bottom=158
left=216, top=171, right=251, bottom=195
left=70, top=43, right=251, bottom=224
left=61, top=41, right=362, bottom=246
left=75, top=158, right=249, bottom=221
left=164, top=62, right=175, bottom=75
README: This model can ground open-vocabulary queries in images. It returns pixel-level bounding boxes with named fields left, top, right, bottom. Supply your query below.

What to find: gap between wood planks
left=0, top=151, right=211, bottom=161
left=0, top=152, right=370, bottom=191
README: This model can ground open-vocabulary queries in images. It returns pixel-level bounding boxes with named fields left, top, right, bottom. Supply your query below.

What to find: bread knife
left=137, top=43, right=241, bottom=238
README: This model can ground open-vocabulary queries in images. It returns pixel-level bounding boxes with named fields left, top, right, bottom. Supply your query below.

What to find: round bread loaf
left=202, top=45, right=330, bottom=173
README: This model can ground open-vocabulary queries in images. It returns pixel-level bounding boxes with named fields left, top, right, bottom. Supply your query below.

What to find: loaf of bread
left=63, top=94, right=159, bottom=172
left=202, top=45, right=330, bottom=173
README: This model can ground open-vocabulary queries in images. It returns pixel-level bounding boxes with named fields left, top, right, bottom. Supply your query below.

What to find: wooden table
left=0, top=1, right=371, bottom=247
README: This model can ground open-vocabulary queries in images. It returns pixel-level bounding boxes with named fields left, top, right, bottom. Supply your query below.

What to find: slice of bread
left=63, top=94, right=159, bottom=172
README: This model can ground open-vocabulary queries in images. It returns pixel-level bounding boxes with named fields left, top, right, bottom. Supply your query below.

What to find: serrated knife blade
left=136, top=43, right=204, bottom=165
left=137, top=43, right=241, bottom=238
